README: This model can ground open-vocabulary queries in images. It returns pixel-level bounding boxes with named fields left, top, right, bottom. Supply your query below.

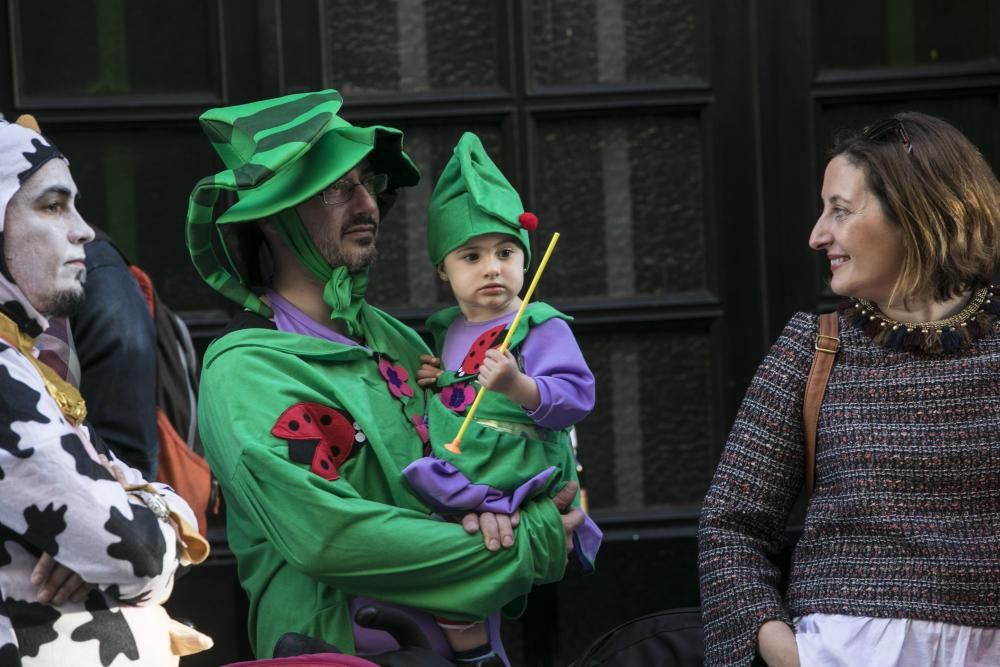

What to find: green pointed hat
left=186, top=89, right=420, bottom=315
left=427, top=132, right=536, bottom=266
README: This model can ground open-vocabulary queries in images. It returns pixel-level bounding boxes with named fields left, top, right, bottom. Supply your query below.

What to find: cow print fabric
left=0, top=341, right=196, bottom=665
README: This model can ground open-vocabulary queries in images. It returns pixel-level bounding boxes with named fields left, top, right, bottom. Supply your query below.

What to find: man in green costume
left=185, top=90, right=581, bottom=664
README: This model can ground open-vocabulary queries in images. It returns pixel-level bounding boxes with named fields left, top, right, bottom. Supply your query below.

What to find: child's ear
left=437, top=263, right=449, bottom=282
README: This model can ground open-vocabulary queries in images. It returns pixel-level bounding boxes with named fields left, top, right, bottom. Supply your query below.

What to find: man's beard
left=343, top=243, right=377, bottom=273
left=47, top=286, right=86, bottom=318
left=323, top=214, right=379, bottom=273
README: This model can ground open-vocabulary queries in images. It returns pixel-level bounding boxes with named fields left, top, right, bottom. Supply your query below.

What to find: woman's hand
left=417, top=354, right=442, bottom=388
left=757, top=619, right=800, bottom=667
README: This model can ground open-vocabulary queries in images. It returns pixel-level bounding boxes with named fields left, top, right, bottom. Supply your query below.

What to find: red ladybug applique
left=271, top=403, right=366, bottom=481
left=457, top=324, right=507, bottom=377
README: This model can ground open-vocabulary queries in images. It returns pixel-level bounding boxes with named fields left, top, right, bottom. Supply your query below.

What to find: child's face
left=438, top=233, right=525, bottom=322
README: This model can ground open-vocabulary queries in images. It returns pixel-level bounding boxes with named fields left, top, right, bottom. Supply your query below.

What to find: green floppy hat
left=186, top=89, right=420, bottom=314
left=427, top=132, right=536, bottom=266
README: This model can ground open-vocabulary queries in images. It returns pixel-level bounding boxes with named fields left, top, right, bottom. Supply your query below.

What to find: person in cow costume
left=0, top=116, right=206, bottom=666
left=186, top=90, right=583, bottom=666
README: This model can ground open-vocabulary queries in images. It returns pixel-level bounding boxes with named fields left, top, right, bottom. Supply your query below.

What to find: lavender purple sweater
left=698, top=312, right=1000, bottom=666
left=438, top=311, right=595, bottom=429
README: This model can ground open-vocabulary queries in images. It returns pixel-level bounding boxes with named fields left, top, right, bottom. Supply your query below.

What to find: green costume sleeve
left=199, top=331, right=569, bottom=652
left=229, top=444, right=567, bottom=609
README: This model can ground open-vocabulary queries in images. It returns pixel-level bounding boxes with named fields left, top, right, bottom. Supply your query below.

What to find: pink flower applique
left=379, top=356, right=414, bottom=399
left=410, top=414, right=429, bottom=445
left=440, top=382, right=476, bottom=413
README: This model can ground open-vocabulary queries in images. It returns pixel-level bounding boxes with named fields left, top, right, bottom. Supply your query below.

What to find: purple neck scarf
left=266, top=289, right=364, bottom=348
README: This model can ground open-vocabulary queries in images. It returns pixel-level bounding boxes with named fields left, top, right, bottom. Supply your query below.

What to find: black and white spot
left=104, top=505, right=166, bottom=579
left=69, top=591, right=139, bottom=667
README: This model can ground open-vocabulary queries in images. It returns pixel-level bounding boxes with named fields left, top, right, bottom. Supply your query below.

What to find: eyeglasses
left=318, top=173, right=389, bottom=205
left=862, top=118, right=913, bottom=155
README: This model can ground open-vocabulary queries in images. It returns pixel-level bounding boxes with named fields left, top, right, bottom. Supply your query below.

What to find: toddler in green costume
left=403, top=132, right=603, bottom=654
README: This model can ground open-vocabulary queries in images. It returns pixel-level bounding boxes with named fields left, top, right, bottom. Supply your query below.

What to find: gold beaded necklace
left=843, top=285, right=999, bottom=354
left=855, top=286, right=991, bottom=334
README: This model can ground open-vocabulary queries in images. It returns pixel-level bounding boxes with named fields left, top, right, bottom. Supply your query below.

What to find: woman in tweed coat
left=699, top=112, right=1000, bottom=667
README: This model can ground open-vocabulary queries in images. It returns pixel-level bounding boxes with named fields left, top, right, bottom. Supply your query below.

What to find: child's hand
left=478, top=349, right=540, bottom=410
left=477, top=349, right=519, bottom=393
left=417, top=354, right=442, bottom=388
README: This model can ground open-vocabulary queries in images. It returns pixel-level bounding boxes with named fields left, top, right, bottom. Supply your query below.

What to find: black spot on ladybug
left=477, top=341, right=486, bottom=347
left=332, top=447, right=341, bottom=456
left=320, top=415, right=332, bottom=426
left=473, top=363, right=481, bottom=370
left=303, top=413, right=312, bottom=423
left=320, top=460, right=330, bottom=470
left=289, top=420, right=299, bottom=431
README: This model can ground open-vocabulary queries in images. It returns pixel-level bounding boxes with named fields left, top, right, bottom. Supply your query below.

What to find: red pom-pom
left=518, top=212, right=538, bottom=231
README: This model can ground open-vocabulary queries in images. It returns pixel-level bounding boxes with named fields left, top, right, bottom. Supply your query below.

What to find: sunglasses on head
left=862, top=117, right=913, bottom=155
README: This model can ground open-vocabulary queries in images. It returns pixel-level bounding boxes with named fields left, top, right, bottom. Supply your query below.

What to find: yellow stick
left=445, top=232, right=561, bottom=454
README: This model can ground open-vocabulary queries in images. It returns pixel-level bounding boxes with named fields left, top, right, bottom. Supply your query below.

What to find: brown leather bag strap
left=803, top=312, right=839, bottom=496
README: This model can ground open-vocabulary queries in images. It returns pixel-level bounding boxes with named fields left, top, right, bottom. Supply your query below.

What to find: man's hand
left=551, top=481, right=584, bottom=554
left=757, top=619, right=800, bottom=667
left=461, top=510, right=520, bottom=551
left=458, top=482, right=584, bottom=554
left=97, top=453, right=128, bottom=487
left=31, top=553, right=91, bottom=605
left=416, top=354, right=442, bottom=388
left=477, top=349, right=540, bottom=410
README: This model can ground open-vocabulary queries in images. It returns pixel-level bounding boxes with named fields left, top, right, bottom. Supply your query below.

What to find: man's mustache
left=342, top=215, right=377, bottom=234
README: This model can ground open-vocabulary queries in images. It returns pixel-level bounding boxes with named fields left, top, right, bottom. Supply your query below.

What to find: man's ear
left=437, top=263, right=448, bottom=282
